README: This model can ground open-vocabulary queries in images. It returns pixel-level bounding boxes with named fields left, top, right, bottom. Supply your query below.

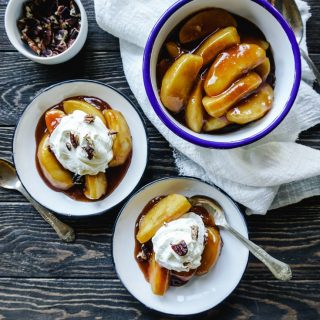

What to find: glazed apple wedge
left=196, top=227, right=222, bottom=276
left=179, top=8, right=237, bottom=43
left=84, top=172, right=108, bottom=200
left=45, top=109, right=65, bottom=133
left=63, top=100, right=107, bottom=125
left=136, top=194, right=191, bottom=243
left=103, top=110, right=132, bottom=167
left=149, top=253, right=170, bottom=296
left=37, top=133, right=73, bottom=190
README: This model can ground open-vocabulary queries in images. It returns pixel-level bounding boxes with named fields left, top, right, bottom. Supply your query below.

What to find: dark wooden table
left=0, top=1, right=319, bottom=319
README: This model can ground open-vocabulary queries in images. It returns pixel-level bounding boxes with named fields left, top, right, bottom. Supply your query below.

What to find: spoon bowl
left=274, top=0, right=303, bottom=43
left=0, top=159, right=21, bottom=190
left=189, top=194, right=292, bottom=281
left=273, top=0, right=320, bottom=83
left=0, top=159, right=75, bottom=242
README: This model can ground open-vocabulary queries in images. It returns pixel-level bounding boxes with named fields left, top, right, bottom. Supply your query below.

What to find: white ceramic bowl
left=5, top=0, right=88, bottom=65
left=113, top=177, right=249, bottom=315
left=143, top=0, right=301, bottom=148
left=13, top=80, right=148, bottom=216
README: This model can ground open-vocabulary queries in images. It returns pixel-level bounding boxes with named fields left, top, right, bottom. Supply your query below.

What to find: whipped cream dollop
left=152, top=213, right=206, bottom=272
left=49, top=110, right=113, bottom=176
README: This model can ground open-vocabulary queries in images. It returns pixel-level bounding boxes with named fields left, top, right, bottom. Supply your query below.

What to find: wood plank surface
left=0, top=200, right=319, bottom=280
left=0, top=0, right=319, bottom=319
left=0, top=278, right=318, bottom=320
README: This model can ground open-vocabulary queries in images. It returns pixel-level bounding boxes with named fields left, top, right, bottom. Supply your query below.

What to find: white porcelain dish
left=13, top=80, right=148, bottom=216
left=113, top=177, right=249, bottom=315
left=143, top=0, right=301, bottom=148
left=5, top=0, right=88, bottom=65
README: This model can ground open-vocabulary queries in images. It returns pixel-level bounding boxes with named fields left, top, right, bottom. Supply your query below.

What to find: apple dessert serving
left=135, top=194, right=222, bottom=296
left=157, top=8, right=275, bottom=133
left=35, top=96, right=132, bottom=201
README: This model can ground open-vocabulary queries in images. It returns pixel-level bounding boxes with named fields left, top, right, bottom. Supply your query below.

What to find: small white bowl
left=5, top=0, right=88, bottom=64
left=113, top=177, right=249, bottom=315
left=13, top=80, right=148, bottom=216
left=143, top=0, right=301, bottom=148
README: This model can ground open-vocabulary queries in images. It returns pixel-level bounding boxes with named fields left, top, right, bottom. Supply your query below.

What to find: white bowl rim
left=12, top=79, right=149, bottom=217
left=112, top=175, right=249, bottom=315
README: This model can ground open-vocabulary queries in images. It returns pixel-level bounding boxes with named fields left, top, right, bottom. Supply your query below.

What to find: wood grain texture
left=0, top=0, right=319, bottom=319
left=0, top=200, right=319, bottom=281
left=0, top=278, right=318, bottom=320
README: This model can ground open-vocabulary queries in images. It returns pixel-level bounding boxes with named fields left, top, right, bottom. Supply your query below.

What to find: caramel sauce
left=157, top=11, right=276, bottom=134
left=134, top=196, right=219, bottom=287
left=35, top=96, right=132, bottom=202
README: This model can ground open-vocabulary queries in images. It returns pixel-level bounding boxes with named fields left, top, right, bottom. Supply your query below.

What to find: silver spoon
left=274, top=0, right=320, bottom=83
left=189, top=195, right=292, bottom=281
left=0, top=159, right=75, bottom=242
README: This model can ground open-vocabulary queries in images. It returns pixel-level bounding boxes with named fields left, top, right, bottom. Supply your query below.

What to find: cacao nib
left=17, top=0, right=81, bottom=57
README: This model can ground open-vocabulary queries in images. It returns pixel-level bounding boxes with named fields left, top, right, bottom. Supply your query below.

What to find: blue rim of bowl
left=143, top=0, right=302, bottom=149
left=12, top=79, right=149, bottom=217
left=112, top=175, right=249, bottom=316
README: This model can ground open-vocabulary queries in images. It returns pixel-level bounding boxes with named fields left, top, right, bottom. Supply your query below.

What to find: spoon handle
left=222, top=224, right=292, bottom=281
left=301, top=48, right=320, bottom=84
left=19, top=187, right=75, bottom=243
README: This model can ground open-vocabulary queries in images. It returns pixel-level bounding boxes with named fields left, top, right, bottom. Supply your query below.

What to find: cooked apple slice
left=196, top=227, right=222, bottom=276
left=148, top=253, right=170, bottom=296
left=84, top=172, right=107, bottom=200
left=37, top=133, right=73, bottom=190
left=226, top=84, right=274, bottom=124
left=165, top=41, right=181, bottom=58
left=185, top=78, right=204, bottom=133
left=103, top=110, right=132, bottom=167
left=204, top=44, right=266, bottom=96
left=136, top=194, right=191, bottom=243
left=241, top=36, right=270, bottom=51
left=202, top=72, right=262, bottom=118
left=203, top=116, right=230, bottom=132
left=255, top=57, right=271, bottom=82
left=195, top=26, right=240, bottom=65
left=160, top=54, right=203, bottom=113
left=170, top=269, right=196, bottom=286
left=63, top=100, right=107, bottom=125
left=45, top=109, right=65, bottom=134
left=179, top=9, right=237, bottom=43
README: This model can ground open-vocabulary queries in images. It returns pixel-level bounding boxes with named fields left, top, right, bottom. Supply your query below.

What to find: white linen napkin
left=94, top=0, right=320, bottom=214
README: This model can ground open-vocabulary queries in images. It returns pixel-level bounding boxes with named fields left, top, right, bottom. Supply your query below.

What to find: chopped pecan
left=136, top=243, right=152, bottom=262
left=70, top=132, right=79, bottom=148
left=171, top=240, right=188, bottom=256
left=191, top=225, right=199, bottom=241
left=204, top=231, right=208, bottom=245
left=83, top=146, right=95, bottom=160
left=84, top=114, right=95, bottom=124
left=136, top=251, right=147, bottom=262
